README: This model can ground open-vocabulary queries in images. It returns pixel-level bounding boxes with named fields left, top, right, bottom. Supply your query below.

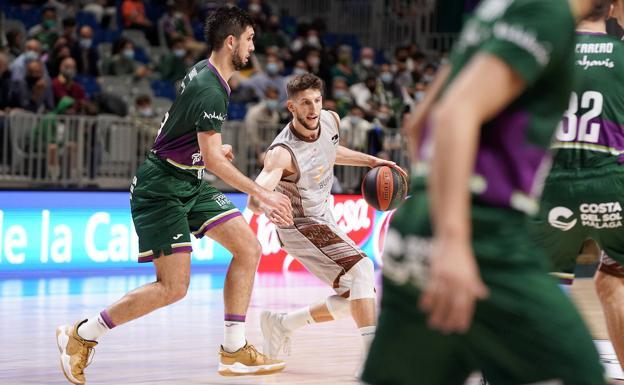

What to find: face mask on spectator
left=293, top=67, right=307, bottom=75
left=307, top=36, right=320, bottom=47
left=349, top=116, right=361, bottom=126
left=334, top=89, right=349, bottom=100
left=266, top=99, right=278, bottom=111
left=24, top=50, right=39, bottom=61
left=122, top=49, right=134, bottom=59
left=380, top=72, right=393, bottom=84
left=138, top=107, right=154, bottom=117
left=422, top=74, right=434, bottom=83
left=62, top=68, right=76, bottom=80
left=361, top=58, right=373, bottom=68
left=249, top=3, right=261, bottom=13
left=43, top=20, right=56, bottom=30
left=266, top=62, right=279, bottom=75
left=26, top=75, right=41, bottom=87
left=414, top=91, right=426, bottom=102
left=173, top=49, right=186, bottom=58
left=308, top=57, right=320, bottom=68
left=79, top=38, right=92, bottom=49
left=377, top=113, right=390, bottom=124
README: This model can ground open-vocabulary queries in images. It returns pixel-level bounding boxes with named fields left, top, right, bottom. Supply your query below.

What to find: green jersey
left=152, top=59, right=230, bottom=175
left=415, top=0, right=576, bottom=214
left=551, top=32, right=624, bottom=169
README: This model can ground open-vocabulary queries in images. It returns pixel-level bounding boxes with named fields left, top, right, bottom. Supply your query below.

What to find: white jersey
left=268, top=109, right=340, bottom=223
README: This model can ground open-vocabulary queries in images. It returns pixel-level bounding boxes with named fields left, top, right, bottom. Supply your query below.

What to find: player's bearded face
left=295, top=110, right=319, bottom=131
left=232, top=43, right=245, bottom=71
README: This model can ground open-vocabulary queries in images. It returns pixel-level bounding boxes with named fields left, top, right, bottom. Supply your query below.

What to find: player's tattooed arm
left=247, top=146, right=296, bottom=226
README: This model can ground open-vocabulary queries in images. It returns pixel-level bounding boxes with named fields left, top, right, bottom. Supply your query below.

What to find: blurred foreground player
left=55, top=7, right=291, bottom=384
left=362, top=0, right=609, bottom=384
left=246, top=73, right=405, bottom=365
left=533, top=0, right=624, bottom=372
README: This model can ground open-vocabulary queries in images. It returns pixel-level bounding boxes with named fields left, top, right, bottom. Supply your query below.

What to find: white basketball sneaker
left=260, top=310, right=292, bottom=359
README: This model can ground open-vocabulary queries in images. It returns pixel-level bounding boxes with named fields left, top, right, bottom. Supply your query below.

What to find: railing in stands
left=0, top=112, right=408, bottom=193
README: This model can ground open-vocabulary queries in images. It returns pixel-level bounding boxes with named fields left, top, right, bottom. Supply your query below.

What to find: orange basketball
left=361, top=166, right=408, bottom=211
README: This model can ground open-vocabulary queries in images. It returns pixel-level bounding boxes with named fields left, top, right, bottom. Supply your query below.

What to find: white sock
left=359, top=325, right=376, bottom=355
left=223, top=321, right=246, bottom=353
left=77, top=313, right=112, bottom=341
left=281, top=306, right=315, bottom=331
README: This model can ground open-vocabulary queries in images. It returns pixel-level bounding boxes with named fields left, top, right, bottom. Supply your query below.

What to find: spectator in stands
left=244, top=86, right=281, bottom=157
left=10, top=38, right=49, bottom=81
left=52, top=57, right=87, bottom=115
left=158, top=37, right=189, bottom=82
left=121, top=0, right=158, bottom=45
left=47, top=40, right=72, bottom=78
left=228, top=75, right=259, bottom=105
left=245, top=0, right=272, bottom=31
left=27, top=7, right=60, bottom=52
left=393, top=58, right=414, bottom=93
left=61, top=17, right=78, bottom=48
left=9, top=59, right=54, bottom=113
left=290, top=27, right=322, bottom=57
left=290, top=60, right=308, bottom=77
left=350, top=75, right=389, bottom=119
left=245, top=86, right=280, bottom=146
left=241, top=53, right=288, bottom=103
left=71, top=25, right=100, bottom=77
left=354, top=46, right=377, bottom=82
left=331, top=76, right=353, bottom=118
left=103, top=38, right=150, bottom=79
left=305, top=48, right=330, bottom=86
left=255, top=15, right=288, bottom=54
left=161, top=3, right=207, bottom=57
left=133, top=94, right=155, bottom=118
left=83, top=0, right=117, bottom=29
left=421, top=63, right=436, bottom=84
left=339, top=105, right=372, bottom=152
left=0, top=53, right=12, bottom=111
left=6, top=29, right=24, bottom=59
left=330, top=45, right=358, bottom=85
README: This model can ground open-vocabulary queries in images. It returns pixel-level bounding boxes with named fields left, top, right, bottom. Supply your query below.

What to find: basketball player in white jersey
left=247, top=73, right=406, bottom=365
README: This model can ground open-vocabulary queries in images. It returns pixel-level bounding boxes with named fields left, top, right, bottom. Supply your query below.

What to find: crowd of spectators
left=0, top=0, right=444, bottom=174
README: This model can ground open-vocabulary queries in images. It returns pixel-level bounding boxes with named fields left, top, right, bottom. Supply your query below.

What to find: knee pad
left=325, top=295, right=351, bottom=320
left=348, top=257, right=376, bottom=300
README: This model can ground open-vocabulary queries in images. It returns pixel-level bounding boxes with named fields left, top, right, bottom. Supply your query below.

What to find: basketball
left=361, top=166, right=408, bottom=211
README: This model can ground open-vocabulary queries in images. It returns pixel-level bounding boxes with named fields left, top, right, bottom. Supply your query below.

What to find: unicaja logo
left=548, top=206, right=577, bottom=231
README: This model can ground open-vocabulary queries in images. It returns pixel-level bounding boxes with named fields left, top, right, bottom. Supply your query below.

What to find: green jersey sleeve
left=193, top=87, right=228, bottom=133
left=479, top=1, right=572, bottom=87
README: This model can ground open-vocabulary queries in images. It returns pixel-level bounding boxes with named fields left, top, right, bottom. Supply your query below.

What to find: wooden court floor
left=0, top=272, right=619, bottom=385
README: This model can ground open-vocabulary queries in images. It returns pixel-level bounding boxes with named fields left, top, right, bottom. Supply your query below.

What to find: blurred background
left=0, top=0, right=474, bottom=193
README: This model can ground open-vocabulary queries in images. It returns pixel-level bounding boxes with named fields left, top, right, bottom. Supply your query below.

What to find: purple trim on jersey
left=474, top=109, right=547, bottom=206
left=99, top=310, right=116, bottom=329
left=224, top=313, right=246, bottom=322
left=207, top=61, right=231, bottom=97
left=137, top=246, right=193, bottom=263
left=417, top=110, right=548, bottom=207
left=152, top=131, right=203, bottom=167
left=576, top=31, right=608, bottom=36
left=563, top=117, right=624, bottom=162
left=196, top=212, right=242, bottom=239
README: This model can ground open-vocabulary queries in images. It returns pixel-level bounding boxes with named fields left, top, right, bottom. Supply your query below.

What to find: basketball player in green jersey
left=55, top=7, right=292, bottom=384
left=532, top=0, right=624, bottom=371
left=362, top=0, right=610, bottom=384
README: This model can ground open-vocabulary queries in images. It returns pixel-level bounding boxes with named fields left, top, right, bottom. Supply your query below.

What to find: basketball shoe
left=56, top=320, right=97, bottom=385
left=260, top=310, right=292, bottom=359
left=218, top=342, right=285, bottom=376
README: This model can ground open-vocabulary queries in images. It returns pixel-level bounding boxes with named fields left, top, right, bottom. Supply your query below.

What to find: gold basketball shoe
left=218, top=342, right=285, bottom=376
left=56, top=320, right=97, bottom=385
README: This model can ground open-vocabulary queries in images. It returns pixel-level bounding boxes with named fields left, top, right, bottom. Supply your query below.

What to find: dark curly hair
left=287, top=73, right=324, bottom=99
left=585, top=0, right=614, bottom=21
left=204, top=6, right=254, bottom=54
